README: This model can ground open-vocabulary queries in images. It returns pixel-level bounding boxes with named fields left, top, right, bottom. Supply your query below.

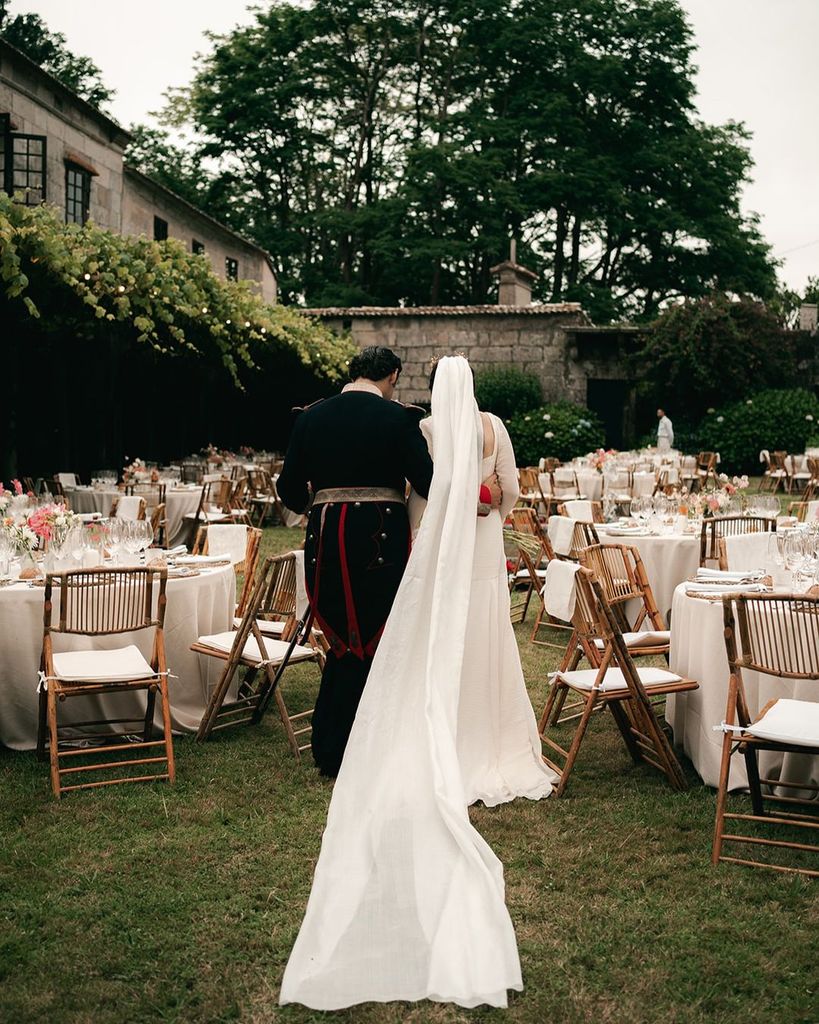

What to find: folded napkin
left=166, top=545, right=188, bottom=557
left=604, top=526, right=649, bottom=537
left=547, top=515, right=577, bottom=557
left=562, top=499, right=594, bottom=522
left=685, top=582, right=770, bottom=595
left=77, top=512, right=103, bottom=522
left=695, top=569, right=764, bottom=583
left=175, top=554, right=231, bottom=565
left=542, top=559, right=581, bottom=622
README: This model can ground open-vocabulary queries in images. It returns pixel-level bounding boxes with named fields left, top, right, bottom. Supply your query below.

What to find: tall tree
left=0, top=12, right=114, bottom=109
left=151, top=0, right=776, bottom=315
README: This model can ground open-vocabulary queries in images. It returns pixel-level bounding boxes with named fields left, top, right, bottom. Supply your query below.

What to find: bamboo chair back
left=150, top=502, right=166, bottom=546
left=700, top=515, right=774, bottom=566
left=47, top=566, right=164, bottom=636
left=126, top=482, right=166, bottom=506
left=541, top=457, right=561, bottom=473
left=517, top=467, right=542, bottom=508
left=579, top=543, right=666, bottom=631
left=180, top=461, right=206, bottom=484
left=713, top=593, right=819, bottom=876
left=556, top=500, right=604, bottom=523
left=568, top=520, right=600, bottom=561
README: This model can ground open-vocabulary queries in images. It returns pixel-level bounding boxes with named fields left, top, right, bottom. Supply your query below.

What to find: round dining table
left=667, top=582, right=819, bottom=792
left=0, top=563, right=234, bottom=750
left=65, top=485, right=202, bottom=546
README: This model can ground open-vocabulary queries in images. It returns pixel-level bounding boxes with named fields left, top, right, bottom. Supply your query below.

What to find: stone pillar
left=490, top=240, right=538, bottom=306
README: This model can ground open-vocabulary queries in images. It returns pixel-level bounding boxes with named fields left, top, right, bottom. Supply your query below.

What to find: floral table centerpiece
left=27, top=503, right=79, bottom=572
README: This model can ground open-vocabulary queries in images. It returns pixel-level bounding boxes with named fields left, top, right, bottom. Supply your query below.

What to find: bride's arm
left=407, top=418, right=433, bottom=534
left=493, top=416, right=520, bottom=520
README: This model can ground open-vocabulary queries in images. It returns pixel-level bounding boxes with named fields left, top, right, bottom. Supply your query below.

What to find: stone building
left=303, top=261, right=644, bottom=447
left=0, top=38, right=276, bottom=302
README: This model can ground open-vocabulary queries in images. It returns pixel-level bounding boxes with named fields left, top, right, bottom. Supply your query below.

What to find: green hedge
left=474, top=366, right=542, bottom=422
left=507, top=403, right=605, bottom=466
left=697, top=388, right=819, bottom=473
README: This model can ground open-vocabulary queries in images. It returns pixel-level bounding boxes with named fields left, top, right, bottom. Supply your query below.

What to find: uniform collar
left=342, top=380, right=384, bottom=397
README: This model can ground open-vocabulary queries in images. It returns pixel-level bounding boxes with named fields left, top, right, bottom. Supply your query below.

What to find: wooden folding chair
left=556, top=500, right=604, bottom=523
left=516, top=467, right=543, bottom=511
left=787, top=502, right=808, bottom=524
left=539, top=567, right=697, bottom=797
left=109, top=495, right=147, bottom=520
left=36, top=567, right=174, bottom=798
left=249, top=469, right=289, bottom=527
left=193, top=523, right=263, bottom=614
left=713, top=593, right=819, bottom=877
left=695, top=452, right=719, bottom=490
left=700, top=515, right=774, bottom=568
left=803, top=456, right=819, bottom=502
left=192, top=554, right=321, bottom=758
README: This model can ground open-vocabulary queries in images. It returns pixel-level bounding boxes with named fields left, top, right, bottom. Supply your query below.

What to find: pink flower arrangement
left=589, top=448, right=618, bottom=471
left=27, top=503, right=77, bottom=541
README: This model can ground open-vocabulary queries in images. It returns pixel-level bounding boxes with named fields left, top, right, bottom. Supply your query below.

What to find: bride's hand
left=483, top=473, right=502, bottom=510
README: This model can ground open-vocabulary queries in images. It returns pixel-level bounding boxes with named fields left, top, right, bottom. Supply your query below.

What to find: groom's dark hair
left=349, top=346, right=402, bottom=383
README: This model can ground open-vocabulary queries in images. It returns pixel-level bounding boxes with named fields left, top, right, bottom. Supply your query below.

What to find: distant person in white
left=657, top=408, right=674, bottom=452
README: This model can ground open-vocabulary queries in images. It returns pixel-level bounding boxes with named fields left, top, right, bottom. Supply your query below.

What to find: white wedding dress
left=279, top=358, right=542, bottom=1010
left=411, top=412, right=557, bottom=807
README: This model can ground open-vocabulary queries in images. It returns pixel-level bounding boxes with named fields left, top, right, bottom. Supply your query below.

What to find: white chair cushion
left=593, top=631, right=670, bottom=650
left=196, top=630, right=315, bottom=665
left=515, top=567, right=547, bottom=580
left=556, top=666, right=681, bottom=692
left=232, top=617, right=286, bottom=636
left=746, top=699, right=819, bottom=747
left=53, top=645, right=156, bottom=683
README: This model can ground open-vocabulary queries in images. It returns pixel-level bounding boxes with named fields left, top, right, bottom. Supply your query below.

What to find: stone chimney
left=799, top=303, right=818, bottom=333
left=490, top=239, right=538, bottom=306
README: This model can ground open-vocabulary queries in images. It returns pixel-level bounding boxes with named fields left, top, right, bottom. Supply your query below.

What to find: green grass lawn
left=2, top=521, right=817, bottom=1024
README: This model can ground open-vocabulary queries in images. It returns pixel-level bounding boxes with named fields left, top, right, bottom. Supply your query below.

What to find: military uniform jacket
left=277, top=391, right=434, bottom=660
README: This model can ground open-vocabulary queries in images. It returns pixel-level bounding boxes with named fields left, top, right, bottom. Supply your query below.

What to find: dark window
left=225, top=257, right=238, bottom=280
left=153, top=216, right=168, bottom=241
left=1, top=119, right=47, bottom=205
left=192, top=239, right=205, bottom=254
left=65, top=164, right=91, bottom=224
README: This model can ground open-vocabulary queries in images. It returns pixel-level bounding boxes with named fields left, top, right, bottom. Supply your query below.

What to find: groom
left=277, top=345, right=499, bottom=776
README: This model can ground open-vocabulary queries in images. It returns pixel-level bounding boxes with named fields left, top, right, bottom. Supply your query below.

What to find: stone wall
left=303, top=304, right=594, bottom=405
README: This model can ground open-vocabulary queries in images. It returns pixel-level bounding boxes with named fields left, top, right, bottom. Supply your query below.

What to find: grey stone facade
left=0, top=40, right=276, bottom=302
left=301, top=305, right=642, bottom=446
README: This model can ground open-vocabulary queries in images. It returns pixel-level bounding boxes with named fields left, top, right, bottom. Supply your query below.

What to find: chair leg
left=712, top=731, right=734, bottom=866
left=47, top=689, right=61, bottom=799
left=743, top=743, right=765, bottom=817
left=609, top=701, right=643, bottom=764
left=159, top=676, right=176, bottom=784
left=554, top=693, right=598, bottom=797
left=36, top=685, right=48, bottom=761
left=143, top=685, right=157, bottom=742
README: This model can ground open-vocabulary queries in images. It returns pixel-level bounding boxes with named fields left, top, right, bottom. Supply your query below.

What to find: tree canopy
left=135, top=0, right=777, bottom=318
left=0, top=9, right=114, bottom=109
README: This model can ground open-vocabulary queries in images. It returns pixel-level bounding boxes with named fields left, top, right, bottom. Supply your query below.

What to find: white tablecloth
left=599, top=530, right=700, bottom=620
left=0, top=565, right=234, bottom=750
left=65, top=486, right=202, bottom=546
left=667, top=583, right=819, bottom=790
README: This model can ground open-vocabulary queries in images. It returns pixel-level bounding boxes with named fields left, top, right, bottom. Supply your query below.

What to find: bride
left=280, top=356, right=554, bottom=1010
left=410, top=358, right=556, bottom=806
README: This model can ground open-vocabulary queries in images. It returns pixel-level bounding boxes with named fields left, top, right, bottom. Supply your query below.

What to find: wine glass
left=0, top=530, right=11, bottom=576
left=67, top=526, right=87, bottom=570
left=107, top=518, right=126, bottom=565
left=138, top=519, right=155, bottom=561
left=122, top=521, right=141, bottom=565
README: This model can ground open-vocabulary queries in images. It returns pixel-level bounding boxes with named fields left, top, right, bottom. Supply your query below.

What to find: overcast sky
left=8, top=0, right=819, bottom=293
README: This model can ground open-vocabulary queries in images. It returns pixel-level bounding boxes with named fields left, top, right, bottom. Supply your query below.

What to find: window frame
left=225, top=256, right=239, bottom=281
left=1, top=117, right=48, bottom=206
left=153, top=215, right=168, bottom=241
left=192, top=239, right=205, bottom=254
left=64, top=162, right=91, bottom=225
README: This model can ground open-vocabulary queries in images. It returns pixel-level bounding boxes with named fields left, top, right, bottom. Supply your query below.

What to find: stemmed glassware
left=107, top=518, right=127, bottom=565
left=0, top=530, right=11, bottom=577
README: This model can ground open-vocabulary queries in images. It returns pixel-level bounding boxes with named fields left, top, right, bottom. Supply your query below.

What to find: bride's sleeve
left=407, top=418, right=433, bottom=535
left=494, top=416, right=519, bottom=520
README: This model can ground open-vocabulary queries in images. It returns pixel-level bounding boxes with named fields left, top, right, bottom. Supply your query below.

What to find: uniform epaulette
left=401, top=402, right=428, bottom=423
left=292, top=398, right=325, bottom=415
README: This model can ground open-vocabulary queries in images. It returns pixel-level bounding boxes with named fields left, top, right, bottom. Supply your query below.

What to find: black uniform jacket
left=276, top=391, right=434, bottom=659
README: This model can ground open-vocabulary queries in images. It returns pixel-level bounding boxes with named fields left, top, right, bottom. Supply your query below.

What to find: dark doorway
left=586, top=379, right=634, bottom=449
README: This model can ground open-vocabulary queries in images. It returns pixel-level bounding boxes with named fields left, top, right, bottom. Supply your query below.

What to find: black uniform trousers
left=304, top=497, right=410, bottom=776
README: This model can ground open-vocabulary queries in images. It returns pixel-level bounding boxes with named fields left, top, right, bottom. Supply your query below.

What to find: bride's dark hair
left=428, top=355, right=474, bottom=392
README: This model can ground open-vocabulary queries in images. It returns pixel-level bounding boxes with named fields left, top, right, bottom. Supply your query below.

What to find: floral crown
left=428, top=351, right=468, bottom=371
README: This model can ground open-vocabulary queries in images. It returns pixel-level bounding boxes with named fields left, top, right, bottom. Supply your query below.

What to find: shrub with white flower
left=507, top=402, right=605, bottom=464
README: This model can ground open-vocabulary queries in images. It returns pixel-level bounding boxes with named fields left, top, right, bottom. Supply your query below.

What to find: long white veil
left=279, top=356, right=524, bottom=1009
